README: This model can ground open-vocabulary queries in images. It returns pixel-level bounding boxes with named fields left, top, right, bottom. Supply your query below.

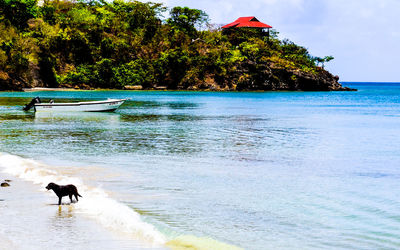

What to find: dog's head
left=46, top=182, right=56, bottom=190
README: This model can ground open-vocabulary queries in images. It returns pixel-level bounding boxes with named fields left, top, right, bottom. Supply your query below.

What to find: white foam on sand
left=0, top=234, right=14, bottom=249
left=0, top=153, right=243, bottom=250
left=0, top=152, right=166, bottom=247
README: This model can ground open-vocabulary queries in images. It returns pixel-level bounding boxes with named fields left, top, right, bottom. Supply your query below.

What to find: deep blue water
left=0, top=82, right=399, bottom=249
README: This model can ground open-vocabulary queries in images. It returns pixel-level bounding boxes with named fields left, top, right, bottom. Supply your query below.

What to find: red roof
left=222, top=17, right=272, bottom=29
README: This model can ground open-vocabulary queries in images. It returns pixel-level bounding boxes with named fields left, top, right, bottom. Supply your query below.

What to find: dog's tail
left=77, top=193, right=82, bottom=197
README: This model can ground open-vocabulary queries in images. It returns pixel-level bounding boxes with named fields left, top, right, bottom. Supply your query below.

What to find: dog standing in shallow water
left=46, top=182, right=82, bottom=205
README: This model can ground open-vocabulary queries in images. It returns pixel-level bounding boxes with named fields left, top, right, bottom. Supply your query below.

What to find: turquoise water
left=1, top=83, right=400, bottom=249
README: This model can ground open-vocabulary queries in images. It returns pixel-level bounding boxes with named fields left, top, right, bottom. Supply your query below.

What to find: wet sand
left=22, top=87, right=78, bottom=92
left=0, top=174, right=164, bottom=250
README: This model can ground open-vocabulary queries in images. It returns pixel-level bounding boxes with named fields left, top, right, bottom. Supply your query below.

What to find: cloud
left=151, top=0, right=400, bottom=81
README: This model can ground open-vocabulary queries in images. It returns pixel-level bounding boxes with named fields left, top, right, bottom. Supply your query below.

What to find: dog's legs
left=74, top=193, right=79, bottom=202
left=58, top=197, right=62, bottom=205
left=69, top=194, right=73, bottom=203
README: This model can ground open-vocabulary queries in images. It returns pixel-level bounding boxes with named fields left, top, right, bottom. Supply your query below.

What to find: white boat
left=23, top=97, right=126, bottom=112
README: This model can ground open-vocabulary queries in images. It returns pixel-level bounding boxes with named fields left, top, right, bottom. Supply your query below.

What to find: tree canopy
left=0, top=0, right=338, bottom=91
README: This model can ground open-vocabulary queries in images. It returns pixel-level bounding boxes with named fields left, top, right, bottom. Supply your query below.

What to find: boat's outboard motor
left=23, top=97, right=41, bottom=111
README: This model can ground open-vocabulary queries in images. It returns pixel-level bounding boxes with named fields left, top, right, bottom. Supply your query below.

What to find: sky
left=152, top=0, right=400, bottom=82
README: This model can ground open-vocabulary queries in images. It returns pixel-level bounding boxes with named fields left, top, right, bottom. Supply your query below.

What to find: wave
left=0, top=153, right=242, bottom=250
left=166, top=235, right=242, bottom=250
left=0, top=153, right=166, bottom=247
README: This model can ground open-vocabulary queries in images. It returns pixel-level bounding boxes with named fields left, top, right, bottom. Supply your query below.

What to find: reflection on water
left=122, top=100, right=200, bottom=110
left=0, top=113, right=35, bottom=121
left=56, top=205, right=74, bottom=219
left=50, top=205, right=78, bottom=243
left=34, top=111, right=121, bottom=124
left=0, top=97, right=309, bottom=162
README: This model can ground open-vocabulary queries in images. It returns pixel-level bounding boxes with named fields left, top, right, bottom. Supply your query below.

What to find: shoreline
left=20, top=86, right=357, bottom=92
left=0, top=153, right=242, bottom=250
left=22, top=87, right=81, bottom=92
left=0, top=155, right=167, bottom=249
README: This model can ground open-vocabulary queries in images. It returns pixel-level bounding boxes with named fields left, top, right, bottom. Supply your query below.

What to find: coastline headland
left=0, top=1, right=355, bottom=92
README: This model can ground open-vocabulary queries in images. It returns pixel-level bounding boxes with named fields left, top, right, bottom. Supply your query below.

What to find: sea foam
left=0, top=153, right=166, bottom=247
left=0, top=153, right=243, bottom=249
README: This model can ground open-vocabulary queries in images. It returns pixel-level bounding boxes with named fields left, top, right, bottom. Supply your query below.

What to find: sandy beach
left=0, top=172, right=162, bottom=250
left=0, top=234, right=14, bottom=249
left=22, top=88, right=80, bottom=92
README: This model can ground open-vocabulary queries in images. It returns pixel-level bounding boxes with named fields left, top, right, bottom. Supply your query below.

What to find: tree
left=322, top=56, right=334, bottom=68
left=38, top=49, right=58, bottom=87
left=0, top=23, right=37, bottom=85
left=167, top=6, right=208, bottom=37
left=0, top=0, right=38, bottom=29
left=110, top=0, right=165, bottom=41
left=0, top=0, right=340, bottom=91
left=314, top=55, right=334, bottom=68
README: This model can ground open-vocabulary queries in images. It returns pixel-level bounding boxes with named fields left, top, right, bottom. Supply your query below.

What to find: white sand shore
left=0, top=234, right=15, bottom=249
left=0, top=173, right=163, bottom=249
left=22, top=87, right=78, bottom=92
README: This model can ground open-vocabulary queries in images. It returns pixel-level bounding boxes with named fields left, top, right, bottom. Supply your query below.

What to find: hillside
left=0, top=0, right=353, bottom=91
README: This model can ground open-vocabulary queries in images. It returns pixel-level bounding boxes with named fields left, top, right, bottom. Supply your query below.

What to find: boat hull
left=34, top=99, right=126, bottom=112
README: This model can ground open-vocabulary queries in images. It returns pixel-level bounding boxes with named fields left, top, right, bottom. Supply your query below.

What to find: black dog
left=46, top=182, right=82, bottom=205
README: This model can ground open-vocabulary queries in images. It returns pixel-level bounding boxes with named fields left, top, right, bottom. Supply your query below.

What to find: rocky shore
left=185, top=60, right=355, bottom=91
left=1, top=61, right=355, bottom=92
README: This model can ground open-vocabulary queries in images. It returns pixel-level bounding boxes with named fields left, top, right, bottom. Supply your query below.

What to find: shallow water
left=0, top=83, right=400, bottom=249
left=0, top=173, right=156, bottom=250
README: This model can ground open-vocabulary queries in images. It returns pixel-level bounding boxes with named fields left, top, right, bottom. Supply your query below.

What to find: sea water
left=0, top=83, right=399, bottom=249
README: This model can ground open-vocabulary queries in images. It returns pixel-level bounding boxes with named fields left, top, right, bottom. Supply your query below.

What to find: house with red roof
left=221, top=16, right=273, bottom=41
left=222, top=17, right=272, bottom=29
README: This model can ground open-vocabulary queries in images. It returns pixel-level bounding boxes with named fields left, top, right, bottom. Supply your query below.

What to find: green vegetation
left=0, top=0, right=343, bottom=91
